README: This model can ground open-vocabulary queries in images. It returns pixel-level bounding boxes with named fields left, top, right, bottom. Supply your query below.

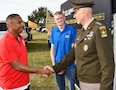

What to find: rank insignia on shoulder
left=99, top=26, right=107, bottom=38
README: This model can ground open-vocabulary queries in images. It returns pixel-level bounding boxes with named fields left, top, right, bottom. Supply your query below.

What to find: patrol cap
left=71, top=0, right=94, bottom=8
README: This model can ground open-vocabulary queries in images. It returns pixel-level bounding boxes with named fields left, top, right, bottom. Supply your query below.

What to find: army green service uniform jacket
left=53, top=19, right=115, bottom=90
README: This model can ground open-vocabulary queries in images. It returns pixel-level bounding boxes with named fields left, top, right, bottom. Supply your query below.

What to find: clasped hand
left=41, top=66, right=65, bottom=77
left=40, top=66, right=54, bottom=77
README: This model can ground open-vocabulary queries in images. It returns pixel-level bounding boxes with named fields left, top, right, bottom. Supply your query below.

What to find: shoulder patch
left=99, top=26, right=107, bottom=38
left=95, top=22, right=102, bottom=25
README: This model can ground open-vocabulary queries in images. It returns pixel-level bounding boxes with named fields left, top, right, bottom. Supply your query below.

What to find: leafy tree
left=28, top=7, right=53, bottom=27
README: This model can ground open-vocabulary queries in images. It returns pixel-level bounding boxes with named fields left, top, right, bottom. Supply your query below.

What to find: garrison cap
left=71, top=0, right=94, bottom=8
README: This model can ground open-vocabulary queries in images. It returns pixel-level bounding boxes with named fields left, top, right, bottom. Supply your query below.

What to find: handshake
left=38, top=66, right=64, bottom=77
left=38, top=66, right=54, bottom=77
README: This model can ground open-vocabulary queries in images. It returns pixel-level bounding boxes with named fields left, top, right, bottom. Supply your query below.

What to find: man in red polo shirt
left=0, top=14, right=52, bottom=90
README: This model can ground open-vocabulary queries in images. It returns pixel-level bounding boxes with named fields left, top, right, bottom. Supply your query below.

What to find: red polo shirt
left=0, top=31, right=29, bottom=89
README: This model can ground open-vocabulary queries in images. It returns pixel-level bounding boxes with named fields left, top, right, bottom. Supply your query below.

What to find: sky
left=0, top=0, right=67, bottom=22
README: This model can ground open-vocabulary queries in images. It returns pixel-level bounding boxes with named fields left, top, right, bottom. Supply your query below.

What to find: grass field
left=27, top=30, right=57, bottom=90
left=27, top=30, right=78, bottom=90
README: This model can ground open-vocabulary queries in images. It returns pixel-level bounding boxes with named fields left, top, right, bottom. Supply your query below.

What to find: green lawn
left=27, top=30, right=78, bottom=90
left=27, top=30, right=57, bottom=90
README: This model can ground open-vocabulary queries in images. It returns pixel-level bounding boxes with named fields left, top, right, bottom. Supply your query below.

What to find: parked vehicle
left=0, top=20, right=29, bottom=45
left=0, top=21, right=7, bottom=39
left=36, top=26, right=42, bottom=32
left=36, top=26, right=47, bottom=33
left=41, top=27, right=47, bottom=33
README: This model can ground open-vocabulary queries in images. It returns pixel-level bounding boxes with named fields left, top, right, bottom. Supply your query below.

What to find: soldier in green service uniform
left=45, top=0, right=115, bottom=90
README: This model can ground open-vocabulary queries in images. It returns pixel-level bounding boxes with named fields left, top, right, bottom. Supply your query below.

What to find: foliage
left=27, top=7, right=53, bottom=27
